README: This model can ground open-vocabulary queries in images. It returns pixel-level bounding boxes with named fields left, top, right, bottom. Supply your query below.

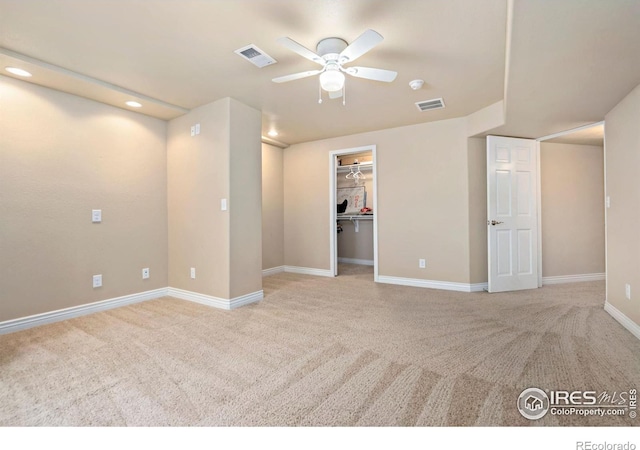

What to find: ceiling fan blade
left=277, top=37, right=325, bottom=66
left=346, top=66, right=398, bottom=82
left=339, top=29, right=384, bottom=63
left=272, top=69, right=323, bottom=83
left=328, top=90, right=343, bottom=99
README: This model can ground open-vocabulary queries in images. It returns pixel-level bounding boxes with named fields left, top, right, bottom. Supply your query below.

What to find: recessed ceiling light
left=268, top=130, right=278, bottom=137
left=125, top=101, right=142, bottom=108
left=5, top=67, right=32, bottom=77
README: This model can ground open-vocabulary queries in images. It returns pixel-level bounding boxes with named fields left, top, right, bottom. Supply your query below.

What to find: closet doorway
left=329, top=145, right=378, bottom=279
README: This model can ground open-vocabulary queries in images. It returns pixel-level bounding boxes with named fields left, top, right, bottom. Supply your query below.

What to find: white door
left=487, top=136, right=539, bottom=293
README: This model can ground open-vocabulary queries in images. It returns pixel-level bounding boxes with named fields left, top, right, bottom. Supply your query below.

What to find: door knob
left=488, top=220, right=504, bottom=226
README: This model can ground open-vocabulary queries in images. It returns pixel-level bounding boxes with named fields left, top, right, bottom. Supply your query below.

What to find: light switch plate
left=92, top=209, right=102, bottom=223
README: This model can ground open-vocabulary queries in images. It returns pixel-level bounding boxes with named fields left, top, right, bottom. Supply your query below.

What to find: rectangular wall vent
left=234, top=44, right=277, bottom=68
left=415, top=98, right=445, bottom=112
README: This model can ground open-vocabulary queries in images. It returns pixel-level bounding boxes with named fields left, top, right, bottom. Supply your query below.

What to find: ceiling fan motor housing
left=316, top=37, right=348, bottom=61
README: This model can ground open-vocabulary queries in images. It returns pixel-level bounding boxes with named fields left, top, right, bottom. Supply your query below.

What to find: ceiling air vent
left=234, top=44, right=277, bottom=68
left=415, top=98, right=445, bottom=112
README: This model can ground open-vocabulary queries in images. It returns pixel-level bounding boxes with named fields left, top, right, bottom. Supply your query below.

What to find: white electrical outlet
left=195, top=123, right=200, bottom=135
left=190, top=267, right=196, bottom=279
left=419, top=259, right=426, bottom=269
left=606, top=196, right=611, bottom=208
left=142, top=268, right=150, bottom=279
left=93, top=274, right=102, bottom=288
left=625, top=284, right=631, bottom=300
left=221, top=198, right=228, bottom=211
left=92, top=209, right=102, bottom=223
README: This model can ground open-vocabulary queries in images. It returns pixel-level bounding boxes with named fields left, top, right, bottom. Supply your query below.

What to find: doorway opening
left=329, top=145, right=378, bottom=279
left=536, top=121, right=606, bottom=286
left=486, top=123, right=605, bottom=292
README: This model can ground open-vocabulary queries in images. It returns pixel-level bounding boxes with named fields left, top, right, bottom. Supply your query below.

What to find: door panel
left=517, top=229, right=533, bottom=275
left=516, top=171, right=531, bottom=216
left=496, top=171, right=512, bottom=216
left=496, top=230, right=513, bottom=276
left=487, top=136, right=539, bottom=292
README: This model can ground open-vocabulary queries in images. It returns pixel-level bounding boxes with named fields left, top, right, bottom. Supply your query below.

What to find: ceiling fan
left=272, top=29, right=398, bottom=104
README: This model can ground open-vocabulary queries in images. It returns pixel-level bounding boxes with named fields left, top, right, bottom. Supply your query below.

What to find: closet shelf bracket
left=336, top=214, right=373, bottom=233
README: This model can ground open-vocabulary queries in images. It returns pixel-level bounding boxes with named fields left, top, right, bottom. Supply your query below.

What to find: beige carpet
left=1, top=264, right=639, bottom=426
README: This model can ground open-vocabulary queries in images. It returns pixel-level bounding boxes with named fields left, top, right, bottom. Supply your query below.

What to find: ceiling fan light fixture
left=274, top=29, right=395, bottom=103
left=319, top=69, right=345, bottom=92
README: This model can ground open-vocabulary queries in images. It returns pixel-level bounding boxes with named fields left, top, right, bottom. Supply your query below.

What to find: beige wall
left=0, top=75, right=168, bottom=321
left=604, top=83, right=640, bottom=326
left=262, top=143, right=284, bottom=270
left=228, top=99, right=262, bottom=298
left=337, top=221, right=374, bottom=262
left=468, top=137, right=488, bottom=284
left=284, top=118, right=472, bottom=283
left=540, top=142, right=605, bottom=277
left=167, top=97, right=262, bottom=299
left=467, top=100, right=505, bottom=137
left=167, top=99, right=231, bottom=298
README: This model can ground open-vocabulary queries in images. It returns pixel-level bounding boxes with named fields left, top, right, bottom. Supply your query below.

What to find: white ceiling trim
left=261, top=135, right=289, bottom=148
left=502, top=0, right=514, bottom=118
left=536, top=121, right=604, bottom=142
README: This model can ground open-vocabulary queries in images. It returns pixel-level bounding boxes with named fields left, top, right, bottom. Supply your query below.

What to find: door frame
left=537, top=140, right=542, bottom=288
left=329, top=144, right=378, bottom=280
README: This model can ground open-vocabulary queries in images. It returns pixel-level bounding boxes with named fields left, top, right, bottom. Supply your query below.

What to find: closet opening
left=329, top=145, right=378, bottom=279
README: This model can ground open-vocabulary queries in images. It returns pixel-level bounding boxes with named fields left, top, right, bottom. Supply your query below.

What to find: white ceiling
left=0, top=0, right=638, bottom=145
left=493, top=0, right=640, bottom=140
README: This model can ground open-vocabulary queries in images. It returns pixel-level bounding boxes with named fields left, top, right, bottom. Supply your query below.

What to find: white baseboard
left=604, top=301, right=640, bottom=341
left=377, top=275, right=478, bottom=293
left=0, top=287, right=168, bottom=335
left=542, top=273, right=606, bottom=285
left=337, top=257, right=374, bottom=266
left=470, top=283, right=489, bottom=292
left=262, top=266, right=285, bottom=277
left=230, top=290, right=264, bottom=308
left=284, top=266, right=334, bottom=277
left=0, top=285, right=266, bottom=336
left=167, top=287, right=263, bottom=310
left=464, top=274, right=604, bottom=291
